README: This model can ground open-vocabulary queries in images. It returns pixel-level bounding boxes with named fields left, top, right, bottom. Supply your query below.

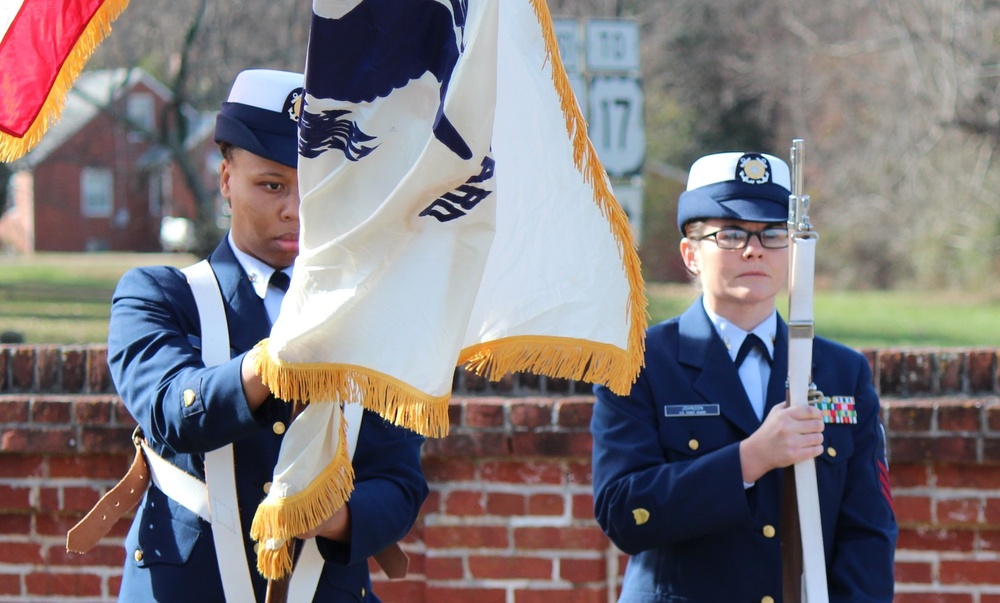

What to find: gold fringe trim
left=528, top=0, right=648, bottom=393
left=250, top=413, right=355, bottom=580
left=253, top=340, right=451, bottom=438
left=0, top=0, right=132, bottom=162
left=460, top=335, right=633, bottom=395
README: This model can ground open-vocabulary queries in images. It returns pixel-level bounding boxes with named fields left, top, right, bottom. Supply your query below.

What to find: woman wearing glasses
left=591, top=152, right=897, bottom=602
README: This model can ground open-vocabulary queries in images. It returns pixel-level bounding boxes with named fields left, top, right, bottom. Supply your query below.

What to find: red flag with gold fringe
left=0, top=0, right=130, bottom=162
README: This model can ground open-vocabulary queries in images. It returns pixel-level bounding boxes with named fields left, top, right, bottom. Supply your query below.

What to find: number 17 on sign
left=588, top=76, right=645, bottom=177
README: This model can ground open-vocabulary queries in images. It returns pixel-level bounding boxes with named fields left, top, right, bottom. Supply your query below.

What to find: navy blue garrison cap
left=677, top=152, right=791, bottom=233
left=214, top=69, right=303, bottom=168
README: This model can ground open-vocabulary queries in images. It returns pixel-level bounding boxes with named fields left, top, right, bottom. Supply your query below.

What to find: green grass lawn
left=1, top=253, right=997, bottom=347
left=809, top=289, right=999, bottom=348
left=0, top=252, right=197, bottom=344
left=641, top=283, right=998, bottom=350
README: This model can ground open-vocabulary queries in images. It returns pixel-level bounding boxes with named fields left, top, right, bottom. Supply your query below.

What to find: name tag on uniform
left=665, top=404, right=720, bottom=417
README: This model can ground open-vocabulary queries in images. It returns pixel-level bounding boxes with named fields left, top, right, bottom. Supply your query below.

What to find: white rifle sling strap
left=788, top=237, right=828, bottom=603
left=786, top=139, right=829, bottom=603
left=182, top=260, right=257, bottom=603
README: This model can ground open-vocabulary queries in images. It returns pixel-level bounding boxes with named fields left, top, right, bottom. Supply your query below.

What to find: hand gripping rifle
left=782, top=139, right=829, bottom=603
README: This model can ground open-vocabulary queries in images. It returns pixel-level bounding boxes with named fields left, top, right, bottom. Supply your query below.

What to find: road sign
left=552, top=19, right=581, bottom=73
left=585, top=19, right=640, bottom=72
left=552, top=16, right=645, bottom=239
left=588, top=76, right=645, bottom=177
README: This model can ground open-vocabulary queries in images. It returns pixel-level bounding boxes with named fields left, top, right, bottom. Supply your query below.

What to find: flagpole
left=264, top=570, right=292, bottom=603
left=263, top=400, right=307, bottom=603
left=264, top=552, right=296, bottom=603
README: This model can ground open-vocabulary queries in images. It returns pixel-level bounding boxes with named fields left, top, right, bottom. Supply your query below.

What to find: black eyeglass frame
left=693, top=226, right=790, bottom=250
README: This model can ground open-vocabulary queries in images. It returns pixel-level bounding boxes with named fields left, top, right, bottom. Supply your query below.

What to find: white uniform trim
left=141, top=439, right=211, bottom=522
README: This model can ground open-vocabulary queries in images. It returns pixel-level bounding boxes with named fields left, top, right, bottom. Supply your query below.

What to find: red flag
left=0, top=0, right=130, bottom=162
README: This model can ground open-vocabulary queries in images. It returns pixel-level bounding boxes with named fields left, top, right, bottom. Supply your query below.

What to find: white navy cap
left=677, top=152, right=791, bottom=233
left=214, top=69, right=303, bottom=168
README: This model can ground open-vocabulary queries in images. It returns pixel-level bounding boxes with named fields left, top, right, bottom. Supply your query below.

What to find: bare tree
left=84, top=0, right=311, bottom=253
left=94, top=0, right=310, bottom=108
left=79, top=0, right=1000, bottom=287
left=623, top=0, right=1000, bottom=288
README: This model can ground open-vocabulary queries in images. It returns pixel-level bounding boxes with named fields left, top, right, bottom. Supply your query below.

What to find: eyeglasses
left=694, top=226, right=790, bottom=250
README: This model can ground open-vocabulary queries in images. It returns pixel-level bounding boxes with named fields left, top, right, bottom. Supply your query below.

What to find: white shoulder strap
left=182, top=260, right=230, bottom=365
left=181, top=260, right=257, bottom=603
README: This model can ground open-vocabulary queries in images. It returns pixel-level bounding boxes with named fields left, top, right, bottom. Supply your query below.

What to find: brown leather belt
left=66, top=428, right=149, bottom=554
left=65, top=428, right=408, bottom=579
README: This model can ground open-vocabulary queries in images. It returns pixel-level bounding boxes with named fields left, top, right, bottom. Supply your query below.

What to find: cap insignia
left=737, top=153, right=771, bottom=185
left=284, top=88, right=304, bottom=122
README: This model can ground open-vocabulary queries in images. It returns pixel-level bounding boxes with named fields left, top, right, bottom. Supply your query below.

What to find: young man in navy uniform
left=591, top=152, right=897, bottom=602
left=108, top=69, right=428, bottom=602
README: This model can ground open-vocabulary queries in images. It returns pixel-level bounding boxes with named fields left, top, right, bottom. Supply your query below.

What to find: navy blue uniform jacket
left=591, top=299, right=897, bottom=603
left=108, top=239, right=428, bottom=602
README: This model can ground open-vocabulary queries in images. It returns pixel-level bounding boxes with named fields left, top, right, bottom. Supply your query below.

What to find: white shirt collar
left=701, top=297, right=777, bottom=363
left=227, top=232, right=290, bottom=300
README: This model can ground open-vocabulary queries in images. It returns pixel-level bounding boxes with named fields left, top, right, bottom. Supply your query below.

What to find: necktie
left=269, top=270, right=290, bottom=293
left=736, top=333, right=771, bottom=421
left=735, top=333, right=771, bottom=368
left=265, top=271, right=290, bottom=325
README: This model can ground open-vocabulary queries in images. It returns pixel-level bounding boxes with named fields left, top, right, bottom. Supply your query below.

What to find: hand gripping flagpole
left=784, top=139, right=829, bottom=603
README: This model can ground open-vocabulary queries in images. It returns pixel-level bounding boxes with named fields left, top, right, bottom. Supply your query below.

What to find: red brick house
left=0, top=68, right=219, bottom=253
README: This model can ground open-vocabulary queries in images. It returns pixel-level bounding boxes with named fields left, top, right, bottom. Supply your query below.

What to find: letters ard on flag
left=249, top=0, right=648, bottom=579
left=0, top=0, right=130, bottom=162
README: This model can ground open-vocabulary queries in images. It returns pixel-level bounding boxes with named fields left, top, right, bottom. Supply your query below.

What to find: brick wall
left=1, top=344, right=998, bottom=602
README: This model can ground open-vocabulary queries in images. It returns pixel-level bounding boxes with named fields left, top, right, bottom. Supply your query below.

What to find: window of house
left=127, top=92, right=156, bottom=133
left=80, top=167, right=114, bottom=218
left=148, top=172, right=161, bottom=217
left=149, top=168, right=170, bottom=217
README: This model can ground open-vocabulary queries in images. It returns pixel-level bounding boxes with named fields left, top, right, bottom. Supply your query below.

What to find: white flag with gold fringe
left=250, top=0, right=647, bottom=579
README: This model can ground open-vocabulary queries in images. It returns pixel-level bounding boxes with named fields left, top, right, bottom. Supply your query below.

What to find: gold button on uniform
left=273, top=422, right=286, bottom=435
left=688, top=439, right=699, bottom=451
left=827, top=447, right=837, bottom=458
left=361, top=587, right=366, bottom=597
left=263, top=481, right=272, bottom=494
left=762, top=597, right=775, bottom=603
left=183, top=389, right=196, bottom=407
left=632, top=508, right=650, bottom=525
left=133, top=548, right=143, bottom=562
left=762, top=525, right=775, bottom=538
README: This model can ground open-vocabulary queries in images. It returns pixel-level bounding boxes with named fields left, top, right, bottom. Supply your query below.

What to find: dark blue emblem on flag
left=420, top=155, right=494, bottom=221
left=302, top=0, right=473, bottom=162
left=299, top=106, right=377, bottom=161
